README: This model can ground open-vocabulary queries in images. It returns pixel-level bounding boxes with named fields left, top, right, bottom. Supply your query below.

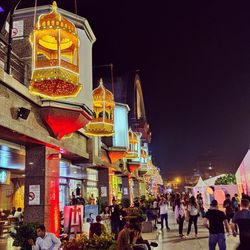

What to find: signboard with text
left=28, top=185, right=40, bottom=205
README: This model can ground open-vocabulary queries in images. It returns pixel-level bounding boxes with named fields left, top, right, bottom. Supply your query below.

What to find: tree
left=214, top=174, right=236, bottom=185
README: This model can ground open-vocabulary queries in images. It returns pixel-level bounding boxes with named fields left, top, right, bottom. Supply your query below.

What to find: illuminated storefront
left=111, top=175, right=122, bottom=202
left=86, top=168, right=98, bottom=203
left=0, top=143, right=25, bottom=211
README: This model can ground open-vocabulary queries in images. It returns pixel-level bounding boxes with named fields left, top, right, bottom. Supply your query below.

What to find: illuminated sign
left=0, top=169, right=10, bottom=184
left=113, top=104, right=129, bottom=148
left=0, top=6, right=4, bottom=13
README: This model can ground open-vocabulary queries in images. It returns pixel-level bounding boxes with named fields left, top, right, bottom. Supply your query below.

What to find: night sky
left=2, top=1, right=250, bottom=178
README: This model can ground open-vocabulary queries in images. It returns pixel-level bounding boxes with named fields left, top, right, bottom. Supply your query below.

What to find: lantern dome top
left=37, top=1, right=76, bottom=34
left=141, top=149, right=147, bottom=158
left=128, top=128, right=138, bottom=143
left=93, top=79, right=114, bottom=105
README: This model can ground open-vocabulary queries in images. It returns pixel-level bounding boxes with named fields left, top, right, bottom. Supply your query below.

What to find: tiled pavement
left=0, top=208, right=241, bottom=250
left=142, top=209, right=240, bottom=250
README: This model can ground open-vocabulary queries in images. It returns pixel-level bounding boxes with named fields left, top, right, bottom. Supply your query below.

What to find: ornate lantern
left=29, top=1, right=81, bottom=99
left=124, top=128, right=139, bottom=159
left=85, top=79, right=114, bottom=136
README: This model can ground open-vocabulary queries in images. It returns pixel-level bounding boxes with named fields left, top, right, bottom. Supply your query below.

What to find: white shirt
left=188, top=205, right=198, bottom=216
left=159, top=203, right=168, bottom=215
left=175, top=205, right=185, bottom=220
left=13, top=211, right=23, bottom=222
left=153, top=201, right=158, bottom=209
left=32, top=233, right=61, bottom=250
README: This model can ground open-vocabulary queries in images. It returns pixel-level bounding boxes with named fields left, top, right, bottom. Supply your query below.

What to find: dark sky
left=2, top=1, right=250, bottom=178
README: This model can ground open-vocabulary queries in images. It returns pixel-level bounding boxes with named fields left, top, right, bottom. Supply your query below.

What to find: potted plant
left=10, top=222, right=38, bottom=250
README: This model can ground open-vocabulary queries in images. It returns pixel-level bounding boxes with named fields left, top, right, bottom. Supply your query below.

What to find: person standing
left=223, top=194, right=234, bottom=223
left=89, top=215, right=106, bottom=238
left=187, top=196, right=199, bottom=238
left=89, top=193, right=95, bottom=205
left=109, top=200, right=120, bottom=235
left=28, top=224, right=61, bottom=250
left=231, top=199, right=250, bottom=247
left=175, top=199, right=185, bottom=238
left=102, top=205, right=111, bottom=233
left=159, top=195, right=170, bottom=231
left=203, top=200, right=230, bottom=250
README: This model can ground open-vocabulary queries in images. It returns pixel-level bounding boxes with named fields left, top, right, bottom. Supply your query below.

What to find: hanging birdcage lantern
left=85, top=79, right=115, bottom=136
left=29, top=1, right=81, bottom=99
left=124, top=128, right=139, bottom=159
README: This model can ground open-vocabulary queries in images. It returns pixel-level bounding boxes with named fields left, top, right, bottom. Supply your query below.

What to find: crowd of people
left=10, top=191, right=250, bottom=250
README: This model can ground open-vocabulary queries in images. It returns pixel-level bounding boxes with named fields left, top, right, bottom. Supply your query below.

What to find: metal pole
left=6, top=0, right=22, bottom=74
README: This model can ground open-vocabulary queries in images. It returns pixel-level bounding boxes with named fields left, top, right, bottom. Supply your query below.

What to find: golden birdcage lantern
left=29, top=1, right=81, bottom=99
left=140, top=149, right=147, bottom=158
left=125, top=128, right=139, bottom=159
left=85, top=79, right=115, bottom=136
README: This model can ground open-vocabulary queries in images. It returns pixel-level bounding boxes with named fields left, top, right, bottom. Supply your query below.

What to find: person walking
left=223, top=194, right=234, bottom=224
left=203, top=200, right=230, bottom=250
left=159, top=195, right=170, bottom=231
left=231, top=199, right=250, bottom=248
left=186, top=196, right=199, bottom=238
left=175, top=199, right=185, bottom=238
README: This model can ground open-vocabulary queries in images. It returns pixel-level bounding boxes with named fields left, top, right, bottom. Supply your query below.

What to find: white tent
left=193, top=177, right=211, bottom=207
left=194, top=177, right=207, bottom=188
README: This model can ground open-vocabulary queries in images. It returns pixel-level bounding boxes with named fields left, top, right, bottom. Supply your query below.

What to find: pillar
left=133, top=179, right=140, bottom=199
left=122, top=176, right=131, bottom=202
left=24, top=145, right=60, bottom=236
left=98, top=168, right=111, bottom=206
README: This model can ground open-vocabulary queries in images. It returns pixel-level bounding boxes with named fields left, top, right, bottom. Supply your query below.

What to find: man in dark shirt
left=109, top=200, right=120, bottom=234
left=232, top=199, right=250, bottom=248
left=223, top=194, right=234, bottom=223
left=89, top=215, right=106, bottom=238
left=203, top=199, right=230, bottom=250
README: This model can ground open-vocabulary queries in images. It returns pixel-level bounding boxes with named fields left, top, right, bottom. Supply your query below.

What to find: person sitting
left=117, top=223, right=147, bottom=250
left=14, top=207, right=23, bottom=223
left=89, top=215, right=106, bottom=238
left=28, top=224, right=61, bottom=250
left=0, top=209, right=7, bottom=220
left=11, top=207, right=16, bottom=216
left=146, top=205, right=157, bottom=229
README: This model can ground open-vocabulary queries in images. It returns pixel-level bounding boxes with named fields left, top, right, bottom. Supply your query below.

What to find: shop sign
left=100, top=186, right=107, bottom=197
left=84, top=205, right=98, bottom=223
left=123, top=187, right=128, bottom=195
left=0, top=169, right=10, bottom=184
left=87, top=181, right=97, bottom=187
left=86, top=169, right=98, bottom=181
left=28, top=185, right=40, bottom=205
left=59, top=178, right=67, bottom=185
left=12, top=20, right=24, bottom=39
left=64, top=205, right=83, bottom=233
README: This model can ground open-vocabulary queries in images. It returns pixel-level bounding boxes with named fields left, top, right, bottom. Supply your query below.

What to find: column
left=133, top=178, right=140, bottom=199
left=98, top=168, right=111, bottom=206
left=24, top=145, right=60, bottom=236
left=122, top=176, right=131, bottom=202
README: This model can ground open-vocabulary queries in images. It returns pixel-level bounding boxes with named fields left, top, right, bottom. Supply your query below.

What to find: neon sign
left=0, top=170, right=8, bottom=184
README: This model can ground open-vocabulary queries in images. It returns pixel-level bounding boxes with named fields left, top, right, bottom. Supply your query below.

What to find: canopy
left=194, top=177, right=207, bottom=188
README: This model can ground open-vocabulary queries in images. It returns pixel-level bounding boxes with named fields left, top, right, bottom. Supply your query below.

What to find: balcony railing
left=0, top=37, right=27, bottom=86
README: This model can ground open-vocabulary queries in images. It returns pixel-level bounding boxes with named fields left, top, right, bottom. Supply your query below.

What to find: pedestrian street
left=142, top=208, right=240, bottom=250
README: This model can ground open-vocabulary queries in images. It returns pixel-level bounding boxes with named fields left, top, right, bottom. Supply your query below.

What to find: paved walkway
left=142, top=208, right=240, bottom=250
left=0, top=209, right=241, bottom=250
